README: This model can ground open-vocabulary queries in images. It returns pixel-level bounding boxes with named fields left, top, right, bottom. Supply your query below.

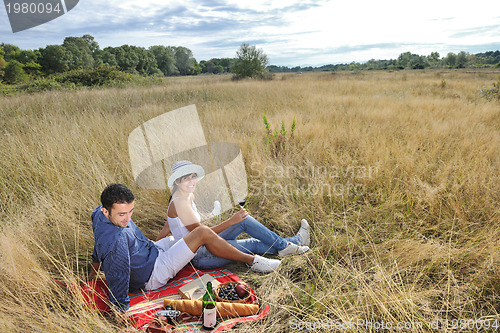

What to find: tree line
left=1, top=34, right=500, bottom=86
left=0, top=35, right=206, bottom=84
left=268, top=51, right=500, bottom=73
left=0, top=35, right=269, bottom=85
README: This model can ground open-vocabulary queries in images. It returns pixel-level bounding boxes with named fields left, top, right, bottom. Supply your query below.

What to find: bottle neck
left=204, top=282, right=215, bottom=304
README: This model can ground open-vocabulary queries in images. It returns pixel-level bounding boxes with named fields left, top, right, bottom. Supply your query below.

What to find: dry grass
left=0, top=70, right=499, bottom=332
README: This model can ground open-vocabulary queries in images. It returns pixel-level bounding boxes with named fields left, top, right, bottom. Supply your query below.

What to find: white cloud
left=1, top=0, right=500, bottom=65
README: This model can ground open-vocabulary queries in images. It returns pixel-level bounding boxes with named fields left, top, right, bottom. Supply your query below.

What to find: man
left=90, top=183, right=281, bottom=311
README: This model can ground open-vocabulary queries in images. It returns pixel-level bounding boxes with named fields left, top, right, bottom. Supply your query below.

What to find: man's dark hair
left=101, top=183, right=135, bottom=211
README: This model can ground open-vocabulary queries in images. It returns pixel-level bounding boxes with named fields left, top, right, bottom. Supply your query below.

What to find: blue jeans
left=191, top=215, right=301, bottom=269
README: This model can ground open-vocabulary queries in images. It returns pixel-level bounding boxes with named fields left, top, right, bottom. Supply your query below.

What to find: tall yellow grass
left=0, top=71, right=498, bottom=332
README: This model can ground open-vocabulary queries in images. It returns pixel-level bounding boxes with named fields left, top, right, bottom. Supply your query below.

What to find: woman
left=157, top=160, right=311, bottom=270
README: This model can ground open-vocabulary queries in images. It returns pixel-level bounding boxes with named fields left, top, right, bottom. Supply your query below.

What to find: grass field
left=0, top=70, right=499, bottom=332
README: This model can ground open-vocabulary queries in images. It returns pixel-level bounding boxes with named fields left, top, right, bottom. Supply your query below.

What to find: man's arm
left=101, top=236, right=131, bottom=312
left=89, top=246, right=101, bottom=279
left=89, top=262, right=101, bottom=279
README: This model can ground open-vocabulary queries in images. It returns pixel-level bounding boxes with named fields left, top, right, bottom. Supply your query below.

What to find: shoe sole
left=279, top=247, right=310, bottom=257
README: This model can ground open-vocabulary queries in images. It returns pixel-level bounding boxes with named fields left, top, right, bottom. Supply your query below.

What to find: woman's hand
left=230, top=209, right=249, bottom=225
left=212, top=209, right=249, bottom=234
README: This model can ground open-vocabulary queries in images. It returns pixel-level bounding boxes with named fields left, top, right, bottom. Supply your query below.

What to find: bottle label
left=203, top=303, right=216, bottom=328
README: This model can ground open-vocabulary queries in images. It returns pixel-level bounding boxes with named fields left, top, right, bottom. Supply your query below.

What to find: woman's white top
left=167, top=197, right=201, bottom=242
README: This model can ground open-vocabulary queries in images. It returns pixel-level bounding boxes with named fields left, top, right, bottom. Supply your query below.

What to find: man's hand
left=105, top=310, right=135, bottom=331
left=88, top=262, right=101, bottom=280
left=113, top=310, right=129, bottom=325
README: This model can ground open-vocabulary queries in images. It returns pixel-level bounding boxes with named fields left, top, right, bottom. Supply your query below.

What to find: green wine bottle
left=202, top=281, right=217, bottom=330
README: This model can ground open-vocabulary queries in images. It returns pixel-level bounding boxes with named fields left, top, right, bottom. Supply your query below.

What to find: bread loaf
left=163, top=299, right=259, bottom=318
left=216, top=301, right=259, bottom=317
left=164, top=299, right=203, bottom=315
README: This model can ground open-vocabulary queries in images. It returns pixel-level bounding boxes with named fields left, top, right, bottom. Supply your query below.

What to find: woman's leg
left=218, top=215, right=301, bottom=250
left=183, top=225, right=254, bottom=266
left=192, top=217, right=309, bottom=269
left=192, top=239, right=279, bottom=269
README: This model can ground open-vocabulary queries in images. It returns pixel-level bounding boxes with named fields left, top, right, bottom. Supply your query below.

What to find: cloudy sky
left=1, top=0, right=500, bottom=66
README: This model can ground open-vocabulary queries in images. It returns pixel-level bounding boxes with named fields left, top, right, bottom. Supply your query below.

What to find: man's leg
left=183, top=225, right=254, bottom=266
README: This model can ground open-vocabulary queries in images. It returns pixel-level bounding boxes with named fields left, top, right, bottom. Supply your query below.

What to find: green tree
left=63, top=36, right=95, bottom=70
left=217, top=58, right=233, bottom=72
left=149, top=45, right=178, bottom=76
left=100, top=48, right=118, bottom=67
left=0, top=44, right=41, bottom=65
left=231, top=44, right=269, bottom=78
left=211, top=58, right=233, bottom=73
left=173, top=46, right=196, bottom=75
left=192, top=59, right=202, bottom=75
left=105, top=45, right=139, bottom=73
left=0, top=46, right=6, bottom=78
left=82, top=34, right=100, bottom=55
left=3, top=60, right=29, bottom=84
left=134, top=46, right=160, bottom=75
left=39, top=45, right=70, bottom=74
left=427, top=52, right=441, bottom=68
left=201, top=58, right=233, bottom=74
left=396, top=51, right=412, bottom=69
left=444, top=52, right=457, bottom=68
left=22, top=60, right=42, bottom=76
left=456, top=51, right=469, bottom=68
left=82, top=34, right=102, bottom=66
left=102, top=45, right=159, bottom=75
left=18, top=49, right=41, bottom=64
left=0, top=43, right=20, bottom=61
left=467, top=54, right=478, bottom=68
left=213, top=64, right=224, bottom=74
left=409, top=55, right=429, bottom=69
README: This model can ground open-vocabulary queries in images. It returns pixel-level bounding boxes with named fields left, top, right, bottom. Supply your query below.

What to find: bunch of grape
left=217, top=283, right=248, bottom=301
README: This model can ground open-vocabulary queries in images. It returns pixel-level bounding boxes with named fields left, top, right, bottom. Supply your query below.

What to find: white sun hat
left=167, top=160, right=205, bottom=187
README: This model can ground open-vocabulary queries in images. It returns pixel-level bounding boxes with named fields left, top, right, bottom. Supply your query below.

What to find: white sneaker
left=249, top=255, right=281, bottom=273
left=278, top=242, right=310, bottom=256
left=296, top=219, right=310, bottom=246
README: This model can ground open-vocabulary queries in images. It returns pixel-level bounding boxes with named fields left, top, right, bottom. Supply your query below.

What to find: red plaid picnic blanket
left=68, top=265, right=270, bottom=331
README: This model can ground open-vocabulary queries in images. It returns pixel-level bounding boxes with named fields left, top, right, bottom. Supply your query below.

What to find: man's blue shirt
left=91, top=206, right=159, bottom=311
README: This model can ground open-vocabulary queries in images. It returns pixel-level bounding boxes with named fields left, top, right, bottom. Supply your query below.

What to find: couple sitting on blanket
left=90, top=161, right=311, bottom=312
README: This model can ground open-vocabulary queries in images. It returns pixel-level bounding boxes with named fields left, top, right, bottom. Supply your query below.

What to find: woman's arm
left=175, top=197, right=203, bottom=231
left=177, top=198, right=248, bottom=234
left=210, top=209, right=249, bottom=234
left=155, top=223, right=171, bottom=241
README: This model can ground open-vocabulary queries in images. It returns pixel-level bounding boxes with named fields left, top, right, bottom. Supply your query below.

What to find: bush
left=262, top=113, right=296, bottom=158
left=51, top=65, right=133, bottom=87
left=1, top=66, right=165, bottom=94
left=20, top=78, right=66, bottom=93
left=480, top=80, right=500, bottom=101
left=0, top=83, right=20, bottom=95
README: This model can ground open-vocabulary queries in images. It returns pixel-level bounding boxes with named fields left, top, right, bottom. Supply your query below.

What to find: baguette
left=163, top=299, right=259, bottom=318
